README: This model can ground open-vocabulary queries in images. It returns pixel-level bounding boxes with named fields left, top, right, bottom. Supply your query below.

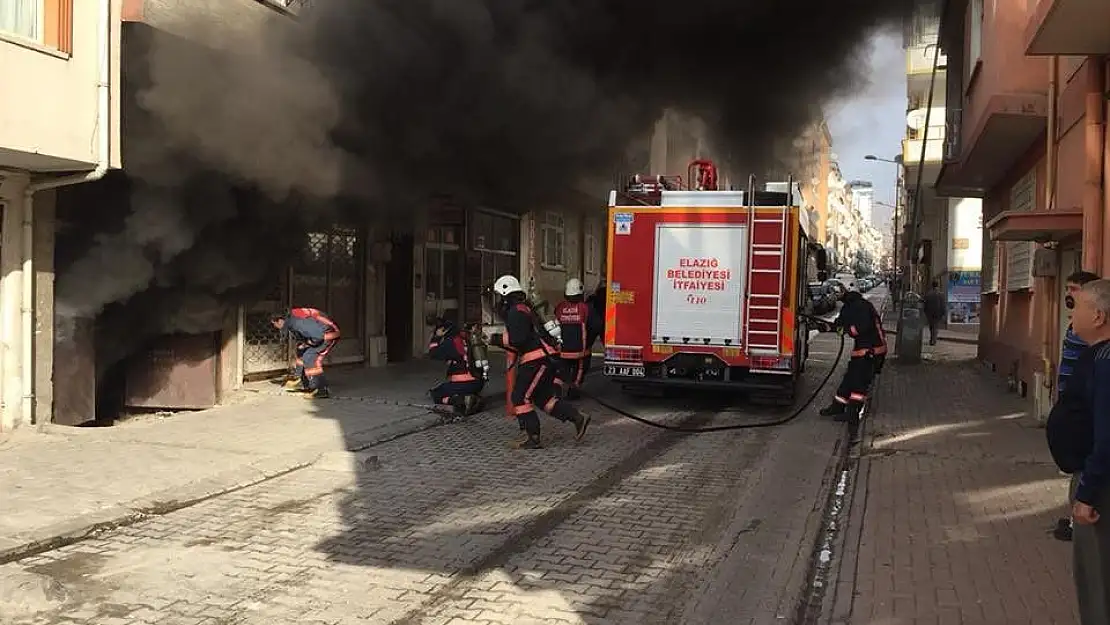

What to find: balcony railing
left=906, top=43, right=947, bottom=74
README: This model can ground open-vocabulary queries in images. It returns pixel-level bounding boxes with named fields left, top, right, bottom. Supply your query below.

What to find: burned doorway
left=241, top=227, right=367, bottom=377
left=292, top=227, right=366, bottom=364
left=386, top=233, right=414, bottom=362
left=466, top=209, right=520, bottom=325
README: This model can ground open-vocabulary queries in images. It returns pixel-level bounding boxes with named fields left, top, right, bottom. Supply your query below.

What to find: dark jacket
left=555, top=299, right=596, bottom=356
left=923, top=290, right=946, bottom=321
left=1047, top=340, right=1110, bottom=506
left=284, top=308, right=340, bottom=345
left=836, top=294, right=887, bottom=356
left=1058, top=324, right=1088, bottom=395
left=490, top=300, right=555, bottom=364
left=428, top=330, right=481, bottom=382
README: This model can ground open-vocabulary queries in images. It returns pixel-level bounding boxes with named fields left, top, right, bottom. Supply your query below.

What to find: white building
left=0, top=0, right=122, bottom=430
left=848, top=180, right=875, bottom=225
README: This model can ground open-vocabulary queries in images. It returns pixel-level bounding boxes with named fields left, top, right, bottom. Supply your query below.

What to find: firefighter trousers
left=835, top=355, right=875, bottom=406
left=430, top=380, right=485, bottom=406
left=294, top=341, right=336, bottom=390
left=560, top=355, right=589, bottom=388
left=511, top=359, right=577, bottom=437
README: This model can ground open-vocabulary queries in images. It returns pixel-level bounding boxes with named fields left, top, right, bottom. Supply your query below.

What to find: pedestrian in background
left=1054, top=270, right=1100, bottom=542
left=922, top=281, right=946, bottom=345
left=1047, top=278, right=1110, bottom=623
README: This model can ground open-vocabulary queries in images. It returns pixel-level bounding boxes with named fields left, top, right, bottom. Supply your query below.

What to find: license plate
left=605, top=364, right=645, bottom=377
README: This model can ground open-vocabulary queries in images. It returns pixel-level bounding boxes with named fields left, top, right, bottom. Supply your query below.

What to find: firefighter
left=427, top=317, right=485, bottom=417
left=818, top=290, right=887, bottom=422
left=554, top=278, right=594, bottom=399
left=487, top=274, right=591, bottom=449
left=271, top=307, right=341, bottom=399
left=583, top=280, right=606, bottom=376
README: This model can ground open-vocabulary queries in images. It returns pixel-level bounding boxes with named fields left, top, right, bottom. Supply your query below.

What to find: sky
left=827, top=28, right=906, bottom=231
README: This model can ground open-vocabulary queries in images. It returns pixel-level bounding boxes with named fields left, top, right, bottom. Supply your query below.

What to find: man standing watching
left=1049, top=278, right=1110, bottom=622
left=1055, top=270, right=1100, bottom=541
left=922, top=281, right=946, bottom=345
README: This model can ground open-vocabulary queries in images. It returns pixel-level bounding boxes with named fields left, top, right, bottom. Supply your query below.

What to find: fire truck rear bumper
left=606, top=369, right=794, bottom=392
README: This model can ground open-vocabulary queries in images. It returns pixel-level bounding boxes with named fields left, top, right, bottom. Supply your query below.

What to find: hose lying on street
left=582, top=293, right=891, bottom=433
left=580, top=331, right=846, bottom=432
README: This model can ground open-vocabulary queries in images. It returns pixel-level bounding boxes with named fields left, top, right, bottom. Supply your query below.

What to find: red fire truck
left=602, top=160, right=828, bottom=402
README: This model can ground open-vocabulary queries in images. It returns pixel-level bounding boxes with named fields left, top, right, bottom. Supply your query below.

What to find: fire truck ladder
left=744, top=176, right=792, bottom=354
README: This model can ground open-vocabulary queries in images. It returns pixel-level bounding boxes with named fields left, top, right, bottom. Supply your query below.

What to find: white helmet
left=565, top=278, right=584, bottom=297
left=492, top=275, right=524, bottom=297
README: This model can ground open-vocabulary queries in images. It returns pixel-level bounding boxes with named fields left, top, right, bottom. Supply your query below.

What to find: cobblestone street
left=824, top=340, right=1078, bottom=624
left=1, top=336, right=850, bottom=625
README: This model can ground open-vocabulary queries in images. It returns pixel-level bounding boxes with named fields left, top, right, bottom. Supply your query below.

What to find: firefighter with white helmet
left=487, top=274, right=591, bottom=449
left=554, top=278, right=600, bottom=399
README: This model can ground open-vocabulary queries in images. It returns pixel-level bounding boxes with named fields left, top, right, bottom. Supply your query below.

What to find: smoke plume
left=55, top=0, right=916, bottom=368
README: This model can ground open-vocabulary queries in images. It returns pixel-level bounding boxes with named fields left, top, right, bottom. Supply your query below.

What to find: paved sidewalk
left=0, top=358, right=508, bottom=562
left=824, top=341, right=1078, bottom=624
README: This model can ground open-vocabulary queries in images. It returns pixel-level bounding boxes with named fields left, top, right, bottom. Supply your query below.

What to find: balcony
left=1026, top=0, right=1110, bottom=55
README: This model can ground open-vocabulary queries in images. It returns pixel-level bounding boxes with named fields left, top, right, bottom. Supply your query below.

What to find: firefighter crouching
left=427, top=317, right=486, bottom=417
left=486, top=274, right=591, bottom=449
left=817, top=290, right=887, bottom=422
left=555, top=278, right=601, bottom=399
left=272, top=307, right=341, bottom=399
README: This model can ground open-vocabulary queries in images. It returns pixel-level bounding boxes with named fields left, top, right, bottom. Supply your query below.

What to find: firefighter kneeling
left=427, top=318, right=486, bottom=417
left=487, top=275, right=591, bottom=450
left=817, top=290, right=887, bottom=422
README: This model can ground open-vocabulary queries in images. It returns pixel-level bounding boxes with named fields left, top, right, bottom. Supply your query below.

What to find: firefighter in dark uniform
left=272, top=307, right=341, bottom=399
left=583, top=280, right=606, bottom=377
left=487, top=274, right=591, bottom=449
left=818, top=290, right=887, bottom=421
left=427, top=318, right=485, bottom=417
left=554, top=278, right=596, bottom=399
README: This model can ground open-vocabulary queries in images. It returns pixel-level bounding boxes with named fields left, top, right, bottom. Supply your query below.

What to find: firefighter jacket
left=489, top=301, right=556, bottom=367
left=428, top=330, right=481, bottom=383
left=284, top=308, right=340, bottom=346
left=555, top=300, right=592, bottom=357
left=835, top=297, right=887, bottom=358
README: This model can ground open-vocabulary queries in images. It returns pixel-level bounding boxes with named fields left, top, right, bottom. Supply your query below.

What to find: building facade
left=0, top=0, right=123, bottom=430
left=934, top=0, right=1109, bottom=417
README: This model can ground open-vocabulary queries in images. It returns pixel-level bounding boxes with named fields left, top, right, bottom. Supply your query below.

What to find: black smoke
left=55, top=0, right=917, bottom=368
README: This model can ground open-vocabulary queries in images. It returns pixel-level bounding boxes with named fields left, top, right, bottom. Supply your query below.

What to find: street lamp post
left=865, top=154, right=904, bottom=298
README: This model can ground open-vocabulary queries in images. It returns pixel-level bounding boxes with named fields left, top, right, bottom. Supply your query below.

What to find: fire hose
left=579, top=330, right=846, bottom=432
left=578, top=295, right=891, bottom=433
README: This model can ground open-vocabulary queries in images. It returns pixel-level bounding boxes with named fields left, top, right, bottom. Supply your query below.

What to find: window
left=542, top=211, right=565, bottom=268
left=968, top=0, right=983, bottom=75
left=1010, top=169, right=1036, bottom=213
left=585, top=219, right=599, bottom=275
left=983, top=239, right=1000, bottom=293
left=1, top=0, right=73, bottom=53
left=1005, top=241, right=1034, bottom=291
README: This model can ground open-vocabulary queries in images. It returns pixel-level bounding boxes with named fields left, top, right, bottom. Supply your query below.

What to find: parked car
left=823, top=279, right=847, bottom=300
left=808, top=282, right=836, bottom=315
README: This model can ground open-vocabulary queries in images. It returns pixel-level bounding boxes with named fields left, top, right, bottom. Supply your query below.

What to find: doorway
left=423, top=225, right=463, bottom=329
left=386, top=234, right=414, bottom=362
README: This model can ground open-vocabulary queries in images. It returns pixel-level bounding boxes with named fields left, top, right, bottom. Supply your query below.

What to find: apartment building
left=934, top=0, right=1109, bottom=417
left=902, top=3, right=984, bottom=326
left=0, top=0, right=123, bottom=429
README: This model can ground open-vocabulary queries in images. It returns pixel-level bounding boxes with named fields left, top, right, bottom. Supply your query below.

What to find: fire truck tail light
left=605, top=345, right=643, bottom=363
left=749, top=355, right=792, bottom=371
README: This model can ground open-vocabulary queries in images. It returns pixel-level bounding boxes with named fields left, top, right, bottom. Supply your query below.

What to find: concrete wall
left=960, top=0, right=1047, bottom=144
left=0, top=0, right=122, bottom=171
left=528, top=212, right=606, bottom=307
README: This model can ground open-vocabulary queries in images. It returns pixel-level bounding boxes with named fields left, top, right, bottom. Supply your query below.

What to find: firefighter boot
left=835, top=403, right=861, bottom=424
left=511, top=414, right=543, bottom=449
left=283, top=378, right=308, bottom=392
left=462, top=394, right=481, bottom=416
left=303, top=387, right=330, bottom=399
left=819, top=402, right=846, bottom=417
